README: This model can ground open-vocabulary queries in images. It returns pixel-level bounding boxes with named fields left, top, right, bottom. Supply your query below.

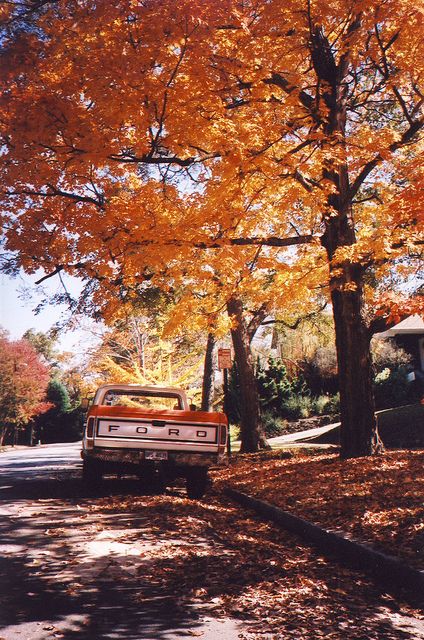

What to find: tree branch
left=108, top=152, right=197, bottom=167
left=350, top=117, right=423, bottom=199
left=247, top=303, right=269, bottom=343
left=261, top=301, right=328, bottom=330
left=5, top=186, right=104, bottom=208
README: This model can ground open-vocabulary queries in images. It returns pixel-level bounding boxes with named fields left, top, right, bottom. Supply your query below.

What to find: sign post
left=218, top=348, right=232, bottom=456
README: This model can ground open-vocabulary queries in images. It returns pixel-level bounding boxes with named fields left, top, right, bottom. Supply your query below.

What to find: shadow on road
left=0, top=474, right=237, bottom=639
left=0, top=459, right=422, bottom=639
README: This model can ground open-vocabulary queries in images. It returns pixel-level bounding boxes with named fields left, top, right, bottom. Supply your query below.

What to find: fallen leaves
left=4, top=455, right=424, bottom=640
left=213, top=449, right=424, bottom=570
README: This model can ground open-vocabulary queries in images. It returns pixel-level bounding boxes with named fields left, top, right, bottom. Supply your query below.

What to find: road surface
left=0, top=443, right=252, bottom=640
left=0, top=443, right=423, bottom=640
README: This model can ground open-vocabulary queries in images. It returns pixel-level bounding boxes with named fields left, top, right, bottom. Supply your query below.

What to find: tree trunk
left=321, top=187, right=383, bottom=458
left=320, top=169, right=383, bottom=458
left=309, top=22, right=383, bottom=459
left=227, top=296, right=268, bottom=452
left=201, top=332, right=216, bottom=411
left=327, top=258, right=383, bottom=457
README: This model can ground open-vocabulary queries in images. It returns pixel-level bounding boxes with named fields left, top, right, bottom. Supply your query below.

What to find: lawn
left=212, top=448, right=424, bottom=571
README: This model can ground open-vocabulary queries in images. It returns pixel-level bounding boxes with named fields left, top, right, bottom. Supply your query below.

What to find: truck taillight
left=86, top=417, right=95, bottom=438
left=219, top=424, right=227, bottom=445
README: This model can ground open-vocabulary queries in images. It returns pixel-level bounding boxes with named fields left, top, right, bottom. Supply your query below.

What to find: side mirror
left=189, top=403, right=197, bottom=411
left=80, top=397, right=90, bottom=412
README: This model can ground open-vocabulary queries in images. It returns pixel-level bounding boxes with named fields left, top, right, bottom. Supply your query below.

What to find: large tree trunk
left=227, top=296, right=268, bottom=453
left=322, top=192, right=383, bottom=458
left=201, top=332, right=216, bottom=412
left=326, top=255, right=383, bottom=458
left=309, top=22, right=383, bottom=459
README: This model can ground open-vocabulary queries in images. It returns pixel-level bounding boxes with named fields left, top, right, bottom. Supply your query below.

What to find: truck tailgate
left=92, top=406, right=222, bottom=452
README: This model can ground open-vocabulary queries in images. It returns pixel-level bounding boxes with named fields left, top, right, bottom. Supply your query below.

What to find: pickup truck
left=81, top=384, right=228, bottom=498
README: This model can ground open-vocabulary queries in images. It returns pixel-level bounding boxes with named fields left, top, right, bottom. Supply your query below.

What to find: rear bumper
left=82, top=446, right=228, bottom=468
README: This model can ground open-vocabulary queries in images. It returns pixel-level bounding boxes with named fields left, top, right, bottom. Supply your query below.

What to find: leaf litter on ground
left=212, top=449, right=424, bottom=571
left=84, top=450, right=424, bottom=638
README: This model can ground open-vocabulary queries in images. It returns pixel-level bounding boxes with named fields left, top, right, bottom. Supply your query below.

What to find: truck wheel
left=186, top=468, right=209, bottom=500
left=82, top=458, right=103, bottom=485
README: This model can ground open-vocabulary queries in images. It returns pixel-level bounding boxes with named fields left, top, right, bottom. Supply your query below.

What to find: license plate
left=145, top=451, right=168, bottom=461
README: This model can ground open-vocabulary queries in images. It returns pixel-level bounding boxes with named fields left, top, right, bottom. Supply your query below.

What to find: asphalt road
left=0, top=442, right=253, bottom=640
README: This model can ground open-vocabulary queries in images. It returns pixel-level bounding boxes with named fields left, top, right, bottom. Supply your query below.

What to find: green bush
left=256, top=357, right=296, bottom=412
left=228, top=357, right=341, bottom=428
left=282, top=395, right=314, bottom=420
left=372, top=339, right=418, bottom=409
left=312, top=393, right=340, bottom=417
left=374, top=367, right=418, bottom=409
left=261, top=411, right=289, bottom=437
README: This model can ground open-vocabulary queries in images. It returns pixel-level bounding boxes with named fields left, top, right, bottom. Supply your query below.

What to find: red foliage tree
left=0, top=333, right=51, bottom=445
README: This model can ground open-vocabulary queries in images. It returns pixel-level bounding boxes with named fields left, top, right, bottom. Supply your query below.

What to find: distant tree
left=46, top=379, right=71, bottom=412
left=201, top=332, right=216, bottom=412
left=35, top=378, right=83, bottom=443
left=0, top=333, right=51, bottom=445
left=22, top=328, right=58, bottom=363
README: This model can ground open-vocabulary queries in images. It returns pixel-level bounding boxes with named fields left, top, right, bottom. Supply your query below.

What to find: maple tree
left=0, top=331, right=51, bottom=444
left=0, top=0, right=422, bottom=457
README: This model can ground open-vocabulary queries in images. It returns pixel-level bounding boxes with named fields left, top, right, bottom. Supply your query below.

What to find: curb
left=225, top=487, right=424, bottom=607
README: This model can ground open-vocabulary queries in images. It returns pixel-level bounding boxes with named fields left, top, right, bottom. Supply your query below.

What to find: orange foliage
left=0, top=0, right=421, bottom=313
left=0, top=2, right=423, bottom=458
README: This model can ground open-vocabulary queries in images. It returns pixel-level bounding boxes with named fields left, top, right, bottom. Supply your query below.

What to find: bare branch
left=5, top=185, right=104, bottom=208
left=108, top=152, right=197, bottom=167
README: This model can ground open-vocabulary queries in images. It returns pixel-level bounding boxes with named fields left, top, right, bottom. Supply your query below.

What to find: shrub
left=256, top=357, right=295, bottom=412
left=312, top=393, right=340, bottom=417
left=300, top=346, right=339, bottom=395
left=261, top=411, right=289, bottom=437
left=374, top=368, right=418, bottom=410
left=324, top=393, right=340, bottom=417
left=372, top=339, right=418, bottom=409
left=372, top=339, right=412, bottom=371
left=282, top=395, right=314, bottom=420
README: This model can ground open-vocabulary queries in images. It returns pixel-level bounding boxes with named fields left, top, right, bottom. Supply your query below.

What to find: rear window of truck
left=102, top=390, right=183, bottom=411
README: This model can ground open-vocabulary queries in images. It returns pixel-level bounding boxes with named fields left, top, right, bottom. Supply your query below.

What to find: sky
left=0, top=270, right=100, bottom=354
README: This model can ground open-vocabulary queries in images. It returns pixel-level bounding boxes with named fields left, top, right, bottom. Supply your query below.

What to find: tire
left=82, top=458, right=103, bottom=485
left=186, top=467, right=209, bottom=500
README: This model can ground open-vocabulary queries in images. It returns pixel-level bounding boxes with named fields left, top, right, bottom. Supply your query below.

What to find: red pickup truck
left=81, top=384, right=228, bottom=498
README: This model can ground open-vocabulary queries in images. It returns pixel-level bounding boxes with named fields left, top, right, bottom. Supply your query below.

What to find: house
left=375, top=315, right=424, bottom=374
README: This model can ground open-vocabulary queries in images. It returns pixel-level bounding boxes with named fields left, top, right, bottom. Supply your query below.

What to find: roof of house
left=375, top=314, right=424, bottom=338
